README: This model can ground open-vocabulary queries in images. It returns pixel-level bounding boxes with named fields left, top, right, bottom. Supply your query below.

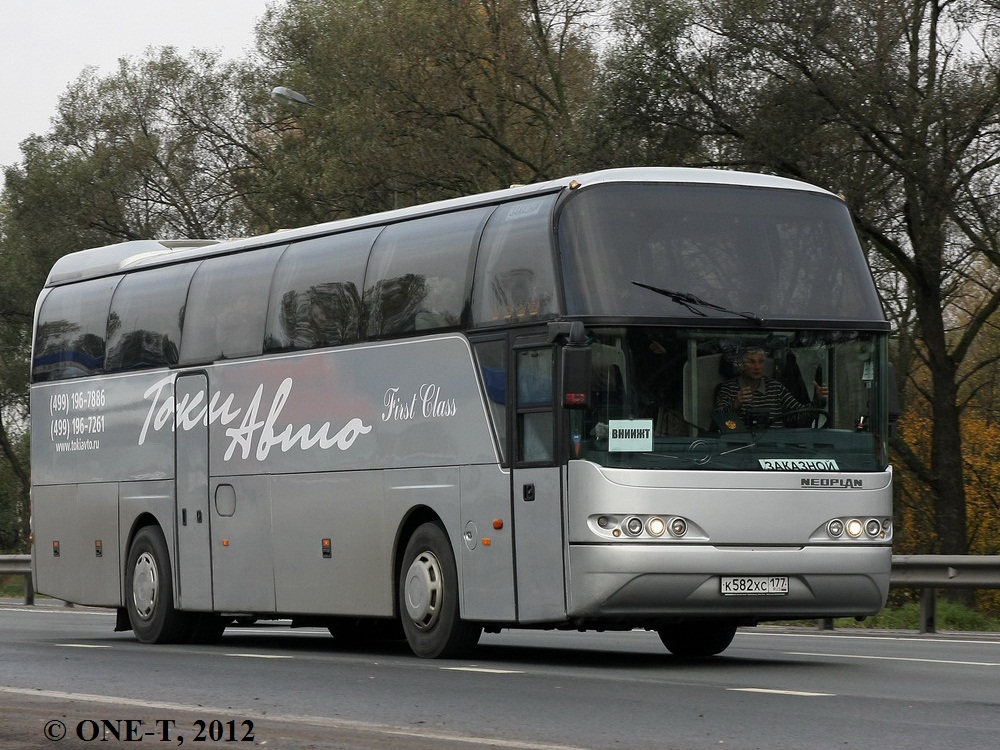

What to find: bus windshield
left=558, top=182, right=885, bottom=324
left=570, top=326, right=889, bottom=473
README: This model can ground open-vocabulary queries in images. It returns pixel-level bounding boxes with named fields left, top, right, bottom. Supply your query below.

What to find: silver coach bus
left=30, top=168, right=893, bottom=658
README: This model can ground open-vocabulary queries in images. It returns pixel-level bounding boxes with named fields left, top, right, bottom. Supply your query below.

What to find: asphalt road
left=1, top=599, right=998, bottom=749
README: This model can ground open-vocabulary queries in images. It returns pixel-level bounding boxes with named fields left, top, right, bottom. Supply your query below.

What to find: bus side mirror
left=561, top=345, right=591, bottom=409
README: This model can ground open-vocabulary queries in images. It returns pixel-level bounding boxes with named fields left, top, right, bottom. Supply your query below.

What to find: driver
left=713, top=347, right=827, bottom=426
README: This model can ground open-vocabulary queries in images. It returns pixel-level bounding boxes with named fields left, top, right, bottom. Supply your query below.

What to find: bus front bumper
left=566, top=543, right=891, bottom=621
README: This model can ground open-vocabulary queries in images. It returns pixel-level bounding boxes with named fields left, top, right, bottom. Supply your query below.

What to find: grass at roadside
left=831, top=600, right=1000, bottom=632
left=766, top=600, right=1000, bottom=633
left=0, top=576, right=31, bottom=599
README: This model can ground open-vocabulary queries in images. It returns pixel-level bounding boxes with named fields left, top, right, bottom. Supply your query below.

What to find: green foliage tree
left=0, top=200, right=29, bottom=550
left=595, top=0, right=1000, bottom=557
left=251, top=0, right=599, bottom=226
left=0, top=426, right=29, bottom=553
left=5, top=47, right=270, bottom=243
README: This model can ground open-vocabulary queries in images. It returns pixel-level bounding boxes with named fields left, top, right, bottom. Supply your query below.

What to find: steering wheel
left=775, top=408, right=829, bottom=428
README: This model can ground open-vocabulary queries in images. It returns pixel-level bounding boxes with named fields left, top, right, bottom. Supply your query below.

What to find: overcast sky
left=1, top=0, right=273, bottom=177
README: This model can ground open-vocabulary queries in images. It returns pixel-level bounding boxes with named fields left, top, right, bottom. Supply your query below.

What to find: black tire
left=658, top=622, right=737, bottom=657
left=398, top=522, right=481, bottom=658
left=124, top=526, right=192, bottom=643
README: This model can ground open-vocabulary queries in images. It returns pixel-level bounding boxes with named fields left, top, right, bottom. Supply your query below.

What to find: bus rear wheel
left=125, top=526, right=192, bottom=644
left=398, top=522, right=481, bottom=658
left=657, top=622, right=737, bottom=657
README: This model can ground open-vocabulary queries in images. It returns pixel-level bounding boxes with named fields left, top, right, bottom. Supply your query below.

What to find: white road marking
left=0, top=605, right=115, bottom=616
left=786, top=651, right=1000, bottom=667
left=441, top=666, right=524, bottom=674
left=741, top=629, right=1000, bottom=646
left=728, top=687, right=835, bottom=697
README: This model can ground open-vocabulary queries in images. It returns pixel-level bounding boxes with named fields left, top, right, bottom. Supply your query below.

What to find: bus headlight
left=588, top=514, right=705, bottom=540
left=814, top=516, right=891, bottom=541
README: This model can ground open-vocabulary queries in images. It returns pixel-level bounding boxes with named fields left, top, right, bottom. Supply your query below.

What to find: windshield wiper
left=657, top=437, right=760, bottom=466
left=632, top=281, right=764, bottom=325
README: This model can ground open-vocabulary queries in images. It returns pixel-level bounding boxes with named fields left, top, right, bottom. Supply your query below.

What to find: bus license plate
left=720, top=576, right=789, bottom=596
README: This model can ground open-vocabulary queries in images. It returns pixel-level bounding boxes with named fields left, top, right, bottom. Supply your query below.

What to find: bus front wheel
left=657, top=622, right=737, bottom=657
left=125, top=526, right=191, bottom=643
left=398, top=522, right=481, bottom=658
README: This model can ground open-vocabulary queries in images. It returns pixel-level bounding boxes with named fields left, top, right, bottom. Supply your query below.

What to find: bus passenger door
left=174, top=372, right=214, bottom=610
left=511, top=345, right=566, bottom=623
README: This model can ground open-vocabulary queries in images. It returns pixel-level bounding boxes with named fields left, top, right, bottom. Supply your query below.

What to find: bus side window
left=105, top=264, right=195, bottom=372
left=364, top=208, right=492, bottom=339
left=516, top=348, right=554, bottom=464
left=264, top=229, right=376, bottom=352
left=473, top=339, right=508, bottom=464
left=32, top=276, right=121, bottom=382
left=180, top=246, right=284, bottom=364
left=472, top=195, right=560, bottom=328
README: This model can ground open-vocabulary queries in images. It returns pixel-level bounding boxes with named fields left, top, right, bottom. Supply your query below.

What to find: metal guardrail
left=0, top=554, right=33, bottom=605
left=888, top=554, right=1000, bottom=634
left=2, top=554, right=998, bottom=632
left=890, top=554, right=1000, bottom=588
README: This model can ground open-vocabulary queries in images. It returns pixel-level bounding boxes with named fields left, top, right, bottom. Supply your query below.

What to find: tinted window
left=180, top=246, right=284, bottom=364
left=106, top=264, right=196, bottom=371
left=473, top=339, right=508, bottom=463
left=516, top=347, right=554, bottom=464
left=364, top=209, right=492, bottom=338
left=472, top=195, right=560, bottom=327
left=32, top=276, right=120, bottom=382
left=559, top=184, right=885, bottom=323
left=265, top=229, right=377, bottom=352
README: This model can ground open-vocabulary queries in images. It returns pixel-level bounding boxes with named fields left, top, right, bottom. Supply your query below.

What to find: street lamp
left=270, top=86, right=316, bottom=108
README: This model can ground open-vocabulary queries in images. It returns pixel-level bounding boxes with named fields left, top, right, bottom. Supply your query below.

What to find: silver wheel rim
left=403, top=550, right=443, bottom=631
left=132, top=551, right=158, bottom=620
